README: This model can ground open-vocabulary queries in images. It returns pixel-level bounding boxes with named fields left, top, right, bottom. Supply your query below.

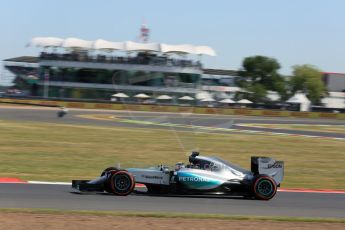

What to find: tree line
left=236, top=55, right=326, bottom=104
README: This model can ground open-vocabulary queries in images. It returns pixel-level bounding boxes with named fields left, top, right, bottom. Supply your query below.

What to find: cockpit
left=185, top=151, right=251, bottom=175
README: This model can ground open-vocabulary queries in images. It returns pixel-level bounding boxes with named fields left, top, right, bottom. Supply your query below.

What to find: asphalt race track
left=1, top=106, right=345, bottom=139
left=0, top=105, right=345, bottom=218
left=1, top=184, right=344, bottom=218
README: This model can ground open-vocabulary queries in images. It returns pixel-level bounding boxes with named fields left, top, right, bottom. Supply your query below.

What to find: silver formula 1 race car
left=72, top=152, right=284, bottom=200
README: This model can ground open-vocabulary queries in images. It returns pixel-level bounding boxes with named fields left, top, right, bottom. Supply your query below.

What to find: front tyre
left=101, top=167, right=119, bottom=193
left=100, top=167, right=119, bottom=177
left=252, top=175, right=277, bottom=200
left=109, top=171, right=135, bottom=196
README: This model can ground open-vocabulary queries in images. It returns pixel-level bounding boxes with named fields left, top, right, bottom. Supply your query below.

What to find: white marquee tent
left=286, top=92, right=311, bottom=111
left=200, top=98, right=215, bottom=102
left=219, top=98, right=235, bottom=103
left=156, top=95, right=172, bottom=100
left=112, top=93, right=129, bottom=98
left=237, top=99, right=253, bottom=104
left=179, top=96, right=194, bottom=100
left=134, top=93, right=150, bottom=99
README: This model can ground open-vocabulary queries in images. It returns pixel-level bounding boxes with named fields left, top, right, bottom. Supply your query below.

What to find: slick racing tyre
left=252, top=175, right=277, bottom=200
left=100, top=167, right=119, bottom=177
left=109, top=170, right=135, bottom=196
left=101, top=167, right=119, bottom=193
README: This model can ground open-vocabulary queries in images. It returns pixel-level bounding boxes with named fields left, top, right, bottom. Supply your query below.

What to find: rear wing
left=251, top=157, right=284, bottom=185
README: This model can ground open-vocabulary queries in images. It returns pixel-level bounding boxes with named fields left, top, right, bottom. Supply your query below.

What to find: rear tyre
left=252, top=175, right=277, bottom=200
left=109, top=170, right=135, bottom=196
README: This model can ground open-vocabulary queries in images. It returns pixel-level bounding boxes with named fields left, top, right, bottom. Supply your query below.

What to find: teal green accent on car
left=177, top=171, right=224, bottom=190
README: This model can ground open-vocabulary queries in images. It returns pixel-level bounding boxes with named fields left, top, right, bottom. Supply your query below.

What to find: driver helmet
left=175, top=162, right=185, bottom=171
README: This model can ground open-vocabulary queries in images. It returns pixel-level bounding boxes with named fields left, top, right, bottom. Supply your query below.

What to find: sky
left=1, top=0, right=345, bottom=84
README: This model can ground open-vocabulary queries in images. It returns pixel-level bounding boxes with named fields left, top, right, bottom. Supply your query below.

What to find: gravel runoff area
left=1, top=213, right=344, bottom=230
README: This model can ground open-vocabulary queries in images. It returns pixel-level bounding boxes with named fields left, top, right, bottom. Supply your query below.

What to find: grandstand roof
left=3, top=56, right=38, bottom=63
left=94, top=39, right=124, bottom=51
left=62, top=38, right=93, bottom=49
left=322, top=72, right=345, bottom=76
left=125, top=41, right=160, bottom=52
left=27, top=37, right=63, bottom=48
left=27, top=37, right=216, bottom=56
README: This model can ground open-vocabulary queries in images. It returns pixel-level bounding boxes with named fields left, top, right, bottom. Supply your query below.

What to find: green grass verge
left=0, top=208, right=344, bottom=223
left=0, top=119, right=344, bottom=189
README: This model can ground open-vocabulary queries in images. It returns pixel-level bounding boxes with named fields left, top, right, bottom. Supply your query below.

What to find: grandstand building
left=3, top=37, right=341, bottom=109
left=2, top=37, right=217, bottom=101
left=322, top=72, right=345, bottom=92
left=321, top=72, right=345, bottom=109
